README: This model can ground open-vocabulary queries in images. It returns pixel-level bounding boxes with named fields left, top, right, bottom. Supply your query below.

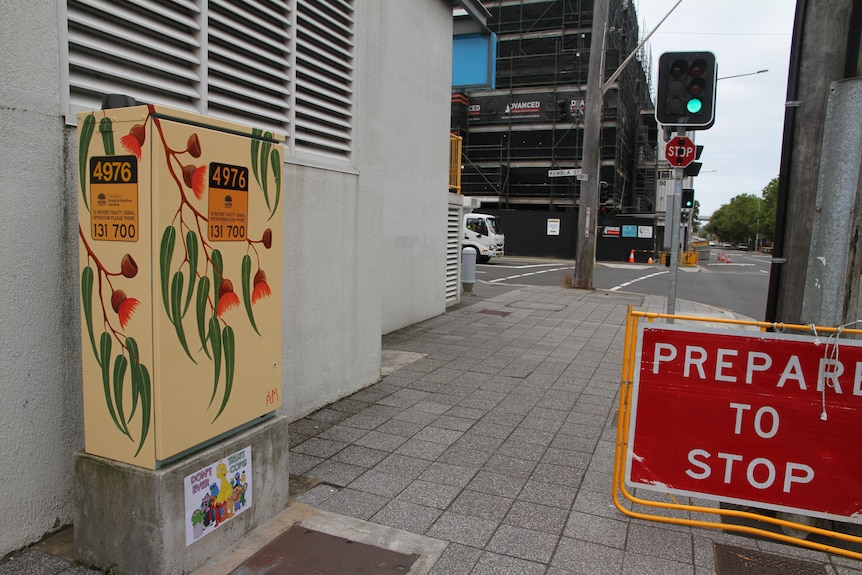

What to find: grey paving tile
left=294, top=483, right=339, bottom=506
left=621, top=553, right=695, bottom=575
left=531, top=461, right=586, bottom=487
left=304, top=459, right=365, bottom=487
left=504, top=500, right=569, bottom=535
left=372, top=453, right=432, bottom=479
left=413, top=426, right=464, bottom=446
left=450, top=489, right=514, bottom=522
left=393, top=407, right=441, bottom=425
left=395, top=437, right=450, bottom=460
left=316, top=487, right=388, bottom=520
left=287, top=452, right=323, bottom=475
left=317, top=423, right=370, bottom=444
left=437, top=445, right=491, bottom=469
left=412, top=399, right=454, bottom=414
left=486, top=524, right=559, bottom=563
left=371, top=499, right=441, bottom=534
left=551, top=537, right=625, bottom=575
left=497, top=437, right=547, bottom=461
left=396, top=480, right=461, bottom=509
left=348, top=469, right=412, bottom=497
left=352, top=429, right=408, bottom=452
left=483, top=453, right=537, bottom=479
left=340, top=412, right=391, bottom=430
left=377, top=388, right=431, bottom=407
left=291, top=417, right=329, bottom=437
left=432, top=414, right=476, bottom=432
left=374, top=418, right=425, bottom=437
left=418, top=461, right=477, bottom=488
left=564, top=511, right=628, bottom=549
left=540, top=447, right=592, bottom=468
left=427, top=511, right=498, bottom=548
left=307, top=407, right=351, bottom=425
left=570, top=486, right=624, bottom=519
left=292, top=437, right=347, bottom=458
left=467, top=469, right=529, bottom=499
left=469, top=419, right=516, bottom=439
left=427, top=543, right=482, bottom=575
left=517, top=478, right=577, bottom=509
left=625, top=522, right=694, bottom=563
left=331, top=444, right=389, bottom=468
left=471, top=551, right=547, bottom=575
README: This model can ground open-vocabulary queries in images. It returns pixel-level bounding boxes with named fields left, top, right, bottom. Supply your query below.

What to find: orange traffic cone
left=628, top=249, right=635, bottom=263
left=726, top=255, right=732, bottom=264
left=718, top=253, right=724, bottom=262
left=648, top=256, right=654, bottom=264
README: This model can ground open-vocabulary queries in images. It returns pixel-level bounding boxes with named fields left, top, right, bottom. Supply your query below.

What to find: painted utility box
left=77, top=104, right=284, bottom=469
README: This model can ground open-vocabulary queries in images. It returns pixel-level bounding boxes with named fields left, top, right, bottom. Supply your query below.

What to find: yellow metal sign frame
left=615, top=308, right=862, bottom=560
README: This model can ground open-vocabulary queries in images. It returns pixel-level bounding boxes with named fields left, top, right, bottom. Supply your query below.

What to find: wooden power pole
left=573, top=0, right=609, bottom=289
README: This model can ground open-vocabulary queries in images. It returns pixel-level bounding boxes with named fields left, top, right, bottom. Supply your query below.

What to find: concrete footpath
left=5, top=285, right=862, bottom=574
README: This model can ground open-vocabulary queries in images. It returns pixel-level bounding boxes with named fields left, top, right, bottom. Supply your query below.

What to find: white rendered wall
left=375, top=1, right=453, bottom=334
left=1, top=0, right=456, bottom=554
left=0, top=0, right=84, bottom=557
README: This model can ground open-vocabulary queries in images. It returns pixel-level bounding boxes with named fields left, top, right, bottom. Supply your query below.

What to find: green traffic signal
left=686, top=98, right=703, bottom=114
left=656, top=52, right=717, bottom=129
left=681, top=189, right=694, bottom=209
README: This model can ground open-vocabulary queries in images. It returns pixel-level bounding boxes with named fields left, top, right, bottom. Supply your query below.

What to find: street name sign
left=548, top=168, right=581, bottom=177
left=665, top=136, right=696, bottom=167
left=627, top=325, right=862, bottom=523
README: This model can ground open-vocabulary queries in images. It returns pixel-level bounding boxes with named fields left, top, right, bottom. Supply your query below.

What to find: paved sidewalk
left=7, top=285, right=862, bottom=574
left=281, top=286, right=860, bottom=575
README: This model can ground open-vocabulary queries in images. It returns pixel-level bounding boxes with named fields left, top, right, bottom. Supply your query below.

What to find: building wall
left=0, top=0, right=84, bottom=556
left=375, top=1, right=452, bottom=333
left=0, top=0, right=454, bottom=556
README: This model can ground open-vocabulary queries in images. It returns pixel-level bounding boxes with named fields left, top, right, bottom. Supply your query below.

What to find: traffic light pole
left=666, top=129, right=685, bottom=318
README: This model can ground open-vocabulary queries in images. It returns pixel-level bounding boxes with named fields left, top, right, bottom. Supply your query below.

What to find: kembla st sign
left=626, top=325, right=862, bottom=523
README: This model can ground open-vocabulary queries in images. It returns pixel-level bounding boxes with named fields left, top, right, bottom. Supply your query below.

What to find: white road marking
left=488, top=267, right=572, bottom=283
left=608, top=270, right=669, bottom=291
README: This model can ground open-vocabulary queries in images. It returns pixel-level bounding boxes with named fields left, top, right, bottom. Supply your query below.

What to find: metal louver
left=67, top=0, right=202, bottom=113
left=294, top=0, right=354, bottom=160
left=446, top=206, right=462, bottom=304
left=207, top=0, right=291, bottom=131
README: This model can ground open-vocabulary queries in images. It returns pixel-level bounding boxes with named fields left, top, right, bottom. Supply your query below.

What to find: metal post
left=666, top=167, right=683, bottom=319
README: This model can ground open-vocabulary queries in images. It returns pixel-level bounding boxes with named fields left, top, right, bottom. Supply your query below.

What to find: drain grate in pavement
left=477, top=308, right=511, bottom=316
left=714, top=543, right=827, bottom=575
left=230, top=524, right=419, bottom=575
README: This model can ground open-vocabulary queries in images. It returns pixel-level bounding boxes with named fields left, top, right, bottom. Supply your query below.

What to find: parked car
left=737, top=244, right=748, bottom=251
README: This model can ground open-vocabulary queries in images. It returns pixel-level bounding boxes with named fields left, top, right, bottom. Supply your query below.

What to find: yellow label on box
left=208, top=162, right=249, bottom=241
left=90, top=155, right=139, bottom=242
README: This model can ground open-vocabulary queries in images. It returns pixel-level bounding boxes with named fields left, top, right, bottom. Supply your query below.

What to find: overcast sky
left=634, top=0, right=796, bottom=217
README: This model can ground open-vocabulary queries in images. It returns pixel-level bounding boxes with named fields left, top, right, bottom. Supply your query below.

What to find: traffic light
left=681, top=188, right=694, bottom=209
left=656, top=52, right=717, bottom=129
left=599, top=180, right=610, bottom=203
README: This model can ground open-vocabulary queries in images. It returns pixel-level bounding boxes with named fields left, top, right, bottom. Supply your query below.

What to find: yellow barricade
left=615, top=308, right=862, bottom=560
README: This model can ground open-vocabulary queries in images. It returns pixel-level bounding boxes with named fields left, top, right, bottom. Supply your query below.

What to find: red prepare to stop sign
left=665, top=136, right=695, bottom=167
left=627, top=324, right=862, bottom=523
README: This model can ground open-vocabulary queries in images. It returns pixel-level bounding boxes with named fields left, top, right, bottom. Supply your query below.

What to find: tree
left=705, top=194, right=759, bottom=246
left=704, top=177, right=779, bottom=248
left=759, top=177, right=778, bottom=243
left=692, top=200, right=701, bottom=233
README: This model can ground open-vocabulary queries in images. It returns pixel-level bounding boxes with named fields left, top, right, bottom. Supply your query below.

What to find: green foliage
left=705, top=177, right=778, bottom=248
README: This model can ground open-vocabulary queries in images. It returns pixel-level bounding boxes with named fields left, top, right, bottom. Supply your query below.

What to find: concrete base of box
left=74, top=415, right=290, bottom=575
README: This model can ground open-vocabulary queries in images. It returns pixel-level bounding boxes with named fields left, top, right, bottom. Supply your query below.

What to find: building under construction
left=452, top=0, right=660, bottom=258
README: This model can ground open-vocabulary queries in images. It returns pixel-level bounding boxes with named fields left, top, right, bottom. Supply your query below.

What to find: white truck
left=463, top=213, right=504, bottom=263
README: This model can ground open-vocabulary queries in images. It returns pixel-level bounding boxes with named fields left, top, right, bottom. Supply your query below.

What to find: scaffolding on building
left=455, top=0, right=658, bottom=214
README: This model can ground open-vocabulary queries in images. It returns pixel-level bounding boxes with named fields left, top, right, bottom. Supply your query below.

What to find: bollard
left=461, top=246, right=477, bottom=294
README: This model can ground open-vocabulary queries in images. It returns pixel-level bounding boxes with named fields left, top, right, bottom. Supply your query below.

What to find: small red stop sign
left=665, top=136, right=696, bottom=167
